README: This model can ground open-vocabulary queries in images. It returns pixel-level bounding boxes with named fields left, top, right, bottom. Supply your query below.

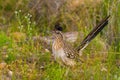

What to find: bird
left=52, top=15, right=110, bottom=67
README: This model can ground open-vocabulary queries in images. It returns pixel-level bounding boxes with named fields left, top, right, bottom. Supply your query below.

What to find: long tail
left=76, top=15, right=110, bottom=52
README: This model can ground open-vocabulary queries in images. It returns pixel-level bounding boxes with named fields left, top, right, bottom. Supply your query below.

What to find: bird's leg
left=65, top=67, right=70, bottom=77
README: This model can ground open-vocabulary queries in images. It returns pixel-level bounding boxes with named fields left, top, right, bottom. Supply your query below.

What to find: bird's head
left=52, top=30, right=64, bottom=40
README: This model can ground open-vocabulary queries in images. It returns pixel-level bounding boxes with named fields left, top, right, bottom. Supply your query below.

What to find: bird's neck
left=53, top=37, right=64, bottom=50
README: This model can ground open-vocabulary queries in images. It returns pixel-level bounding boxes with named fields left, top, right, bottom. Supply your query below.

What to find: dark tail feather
left=76, top=15, right=110, bottom=52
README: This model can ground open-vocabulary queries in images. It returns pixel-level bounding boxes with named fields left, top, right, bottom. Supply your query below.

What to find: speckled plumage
left=52, top=31, right=77, bottom=66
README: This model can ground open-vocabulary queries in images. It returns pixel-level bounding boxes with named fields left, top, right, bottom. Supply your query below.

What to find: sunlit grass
left=0, top=0, right=120, bottom=80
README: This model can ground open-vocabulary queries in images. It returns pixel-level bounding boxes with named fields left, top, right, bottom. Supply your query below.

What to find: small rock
left=8, top=70, right=13, bottom=77
left=45, top=49, right=50, bottom=52
left=40, top=66, right=44, bottom=69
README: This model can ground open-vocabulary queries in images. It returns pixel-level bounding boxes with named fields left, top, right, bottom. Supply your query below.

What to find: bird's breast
left=52, top=40, right=66, bottom=60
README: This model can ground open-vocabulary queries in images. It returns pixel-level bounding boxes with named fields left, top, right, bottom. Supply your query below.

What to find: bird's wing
left=63, top=41, right=78, bottom=59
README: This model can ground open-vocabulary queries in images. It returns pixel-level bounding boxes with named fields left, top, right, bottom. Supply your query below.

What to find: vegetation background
left=0, top=0, right=120, bottom=80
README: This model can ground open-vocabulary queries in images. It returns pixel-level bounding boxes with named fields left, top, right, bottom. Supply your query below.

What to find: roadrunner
left=52, top=15, right=110, bottom=66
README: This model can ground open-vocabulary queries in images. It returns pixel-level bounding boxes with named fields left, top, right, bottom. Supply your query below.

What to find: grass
left=0, top=0, right=120, bottom=80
